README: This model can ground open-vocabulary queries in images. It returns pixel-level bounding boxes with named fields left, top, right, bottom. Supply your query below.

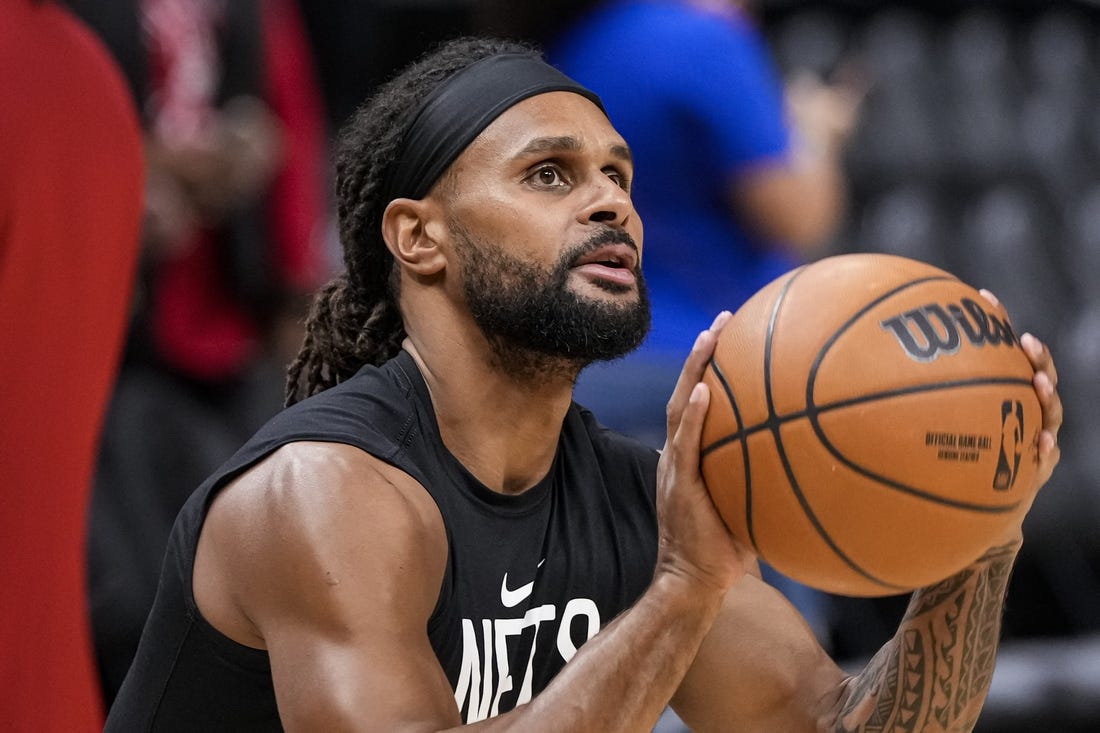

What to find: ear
left=381, top=197, right=448, bottom=276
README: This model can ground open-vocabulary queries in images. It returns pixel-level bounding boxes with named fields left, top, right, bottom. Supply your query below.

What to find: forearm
left=834, top=539, right=1022, bottom=733
left=730, top=147, right=848, bottom=258
left=465, top=573, right=725, bottom=733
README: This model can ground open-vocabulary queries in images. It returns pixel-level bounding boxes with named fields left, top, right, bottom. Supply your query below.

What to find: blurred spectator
left=67, top=0, right=331, bottom=707
left=0, top=1, right=144, bottom=730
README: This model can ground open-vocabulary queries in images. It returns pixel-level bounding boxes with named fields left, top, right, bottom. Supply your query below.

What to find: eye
left=530, top=164, right=566, bottom=187
left=605, top=168, right=631, bottom=192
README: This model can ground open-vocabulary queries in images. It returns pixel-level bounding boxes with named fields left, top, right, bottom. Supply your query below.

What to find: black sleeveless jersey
left=105, top=350, right=660, bottom=731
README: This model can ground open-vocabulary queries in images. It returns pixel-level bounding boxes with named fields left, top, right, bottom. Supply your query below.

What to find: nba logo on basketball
left=994, top=400, right=1025, bottom=491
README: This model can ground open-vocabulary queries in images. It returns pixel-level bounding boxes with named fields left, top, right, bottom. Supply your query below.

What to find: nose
left=578, top=173, right=634, bottom=227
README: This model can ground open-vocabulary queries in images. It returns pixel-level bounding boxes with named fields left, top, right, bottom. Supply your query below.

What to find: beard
left=451, top=221, right=651, bottom=382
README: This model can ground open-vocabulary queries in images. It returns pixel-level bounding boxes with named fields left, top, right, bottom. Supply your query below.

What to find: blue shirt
left=553, top=0, right=798, bottom=354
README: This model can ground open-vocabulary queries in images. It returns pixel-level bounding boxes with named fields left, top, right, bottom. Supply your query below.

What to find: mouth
left=570, top=242, right=640, bottom=282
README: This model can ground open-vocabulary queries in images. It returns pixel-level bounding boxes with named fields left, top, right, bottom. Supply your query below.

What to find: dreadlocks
left=285, top=37, right=539, bottom=405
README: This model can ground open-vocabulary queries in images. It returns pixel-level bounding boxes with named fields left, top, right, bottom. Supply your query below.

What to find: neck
left=403, top=331, right=579, bottom=495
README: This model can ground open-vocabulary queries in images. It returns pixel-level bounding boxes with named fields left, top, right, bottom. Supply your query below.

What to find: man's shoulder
left=220, top=440, right=429, bottom=517
left=186, top=357, right=427, bottom=514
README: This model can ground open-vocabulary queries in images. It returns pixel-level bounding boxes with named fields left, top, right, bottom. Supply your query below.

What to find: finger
left=1038, top=428, right=1060, bottom=462
left=708, top=310, right=733, bottom=337
left=665, top=312, right=731, bottom=433
left=672, top=382, right=711, bottom=462
left=666, top=330, right=715, bottom=435
left=1021, top=332, right=1058, bottom=388
left=1034, top=370, right=1063, bottom=439
left=1019, top=334, right=1062, bottom=477
left=978, top=288, right=1001, bottom=310
left=1021, top=333, right=1062, bottom=439
left=1035, top=431, right=1061, bottom=487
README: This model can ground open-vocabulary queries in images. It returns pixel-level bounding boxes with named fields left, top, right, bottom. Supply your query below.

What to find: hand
left=142, top=163, right=200, bottom=258
left=786, top=68, right=867, bottom=157
left=655, top=311, right=754, bottom=595
left=1020, top=330, right=1061, bottom=489
left=977, top=289, right=1062, bottom=491
left=151, top=96, right=283, bottom=223
left=979, top=290, right=1062, bottom=545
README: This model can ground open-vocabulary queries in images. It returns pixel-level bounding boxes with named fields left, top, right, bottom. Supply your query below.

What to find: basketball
left=699, top=253, right=1042, bottom=597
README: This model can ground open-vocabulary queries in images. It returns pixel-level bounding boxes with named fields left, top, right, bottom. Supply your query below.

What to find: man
left=107, top=37, right=1062, bottom=731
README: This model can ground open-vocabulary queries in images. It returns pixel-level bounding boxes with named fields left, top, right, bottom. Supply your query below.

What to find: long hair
left=285, top=36, right=538, bottom=405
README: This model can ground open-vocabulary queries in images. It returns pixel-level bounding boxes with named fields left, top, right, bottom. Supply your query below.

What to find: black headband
left=383, top=53, right=606, bottom=202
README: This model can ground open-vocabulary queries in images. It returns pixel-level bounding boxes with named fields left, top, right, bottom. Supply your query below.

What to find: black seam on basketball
left=803, top=405, right=1025, bottom=515
left=758, top=269, right=799, bottom=556
left=762, top=267, right=903, bottom=591
left=763, top=268, right=803, bottom=428
left=701, top=267, right=802, bottom=460
left=706, top=355, right=757, bottom=551
left=702, top=376, right=1035, bottom=453
left=771, top=434, right=907, bottom=591
left=808, top=376, right=1034, bottom=416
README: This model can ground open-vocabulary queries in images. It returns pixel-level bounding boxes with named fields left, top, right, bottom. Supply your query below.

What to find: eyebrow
left=513, top=135, right=633, bottom=163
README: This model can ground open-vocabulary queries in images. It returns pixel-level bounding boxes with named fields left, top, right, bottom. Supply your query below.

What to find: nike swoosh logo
left=500, top=574, right=534, bottom=608
left=500, top=559, right=546, bottom=608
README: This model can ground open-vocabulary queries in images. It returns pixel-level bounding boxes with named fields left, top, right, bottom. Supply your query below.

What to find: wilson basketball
left=700, top=253, right=1041, bottom=597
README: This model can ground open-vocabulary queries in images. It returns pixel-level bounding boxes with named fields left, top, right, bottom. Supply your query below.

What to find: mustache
left=565, top=227, right=641, bottom=271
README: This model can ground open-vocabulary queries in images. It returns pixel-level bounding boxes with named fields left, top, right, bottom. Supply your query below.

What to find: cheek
left=450, top=187, right=528, bottom=235
left=458, top=201, right=560, bottom=260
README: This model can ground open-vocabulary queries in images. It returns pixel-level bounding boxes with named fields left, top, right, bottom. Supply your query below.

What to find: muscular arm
left=195, top=317, right=753, bottom=732
left=672, top=540, right=1019, bottom=733
left=831, top=540, right=1019, bottom=732
left=195, top=442, right=463, bottom=731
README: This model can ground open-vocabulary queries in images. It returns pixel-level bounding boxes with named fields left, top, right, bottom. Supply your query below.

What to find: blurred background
left=9, top=0, right=1096, bottom=730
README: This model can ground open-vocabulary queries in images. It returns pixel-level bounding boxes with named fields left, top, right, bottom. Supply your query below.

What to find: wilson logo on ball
left=879, top=297, right=1018, bottom=363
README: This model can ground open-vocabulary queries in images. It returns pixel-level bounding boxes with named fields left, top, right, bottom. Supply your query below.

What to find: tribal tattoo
left=833, top=542, right=1019, bottom=733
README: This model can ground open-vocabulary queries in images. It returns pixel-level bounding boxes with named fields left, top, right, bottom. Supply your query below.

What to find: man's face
left=439, top=92, right=650, bottom=375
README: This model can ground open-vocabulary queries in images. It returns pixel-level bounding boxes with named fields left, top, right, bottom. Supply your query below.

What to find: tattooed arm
left=830, top=539, right=1021, bottom=733
left=668, top=540, right=1019, bottom=733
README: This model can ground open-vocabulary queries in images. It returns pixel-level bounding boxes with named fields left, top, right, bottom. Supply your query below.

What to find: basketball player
left=106, top=37, right=1062, bottom=731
